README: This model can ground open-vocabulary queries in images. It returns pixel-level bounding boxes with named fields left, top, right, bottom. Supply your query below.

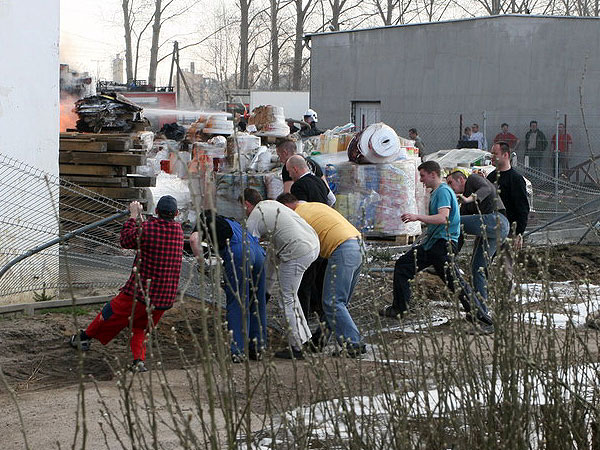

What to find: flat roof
left=305, top=14, right=600, bottom=39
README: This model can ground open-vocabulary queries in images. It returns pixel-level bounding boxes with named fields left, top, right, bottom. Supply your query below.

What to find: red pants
left=85, top=292, right=165, bottom=361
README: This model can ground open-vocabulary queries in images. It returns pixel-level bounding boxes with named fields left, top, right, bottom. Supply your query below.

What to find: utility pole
left=169, top=40, right=197, bottom=109
left=168, top=41, right=177, bottom=90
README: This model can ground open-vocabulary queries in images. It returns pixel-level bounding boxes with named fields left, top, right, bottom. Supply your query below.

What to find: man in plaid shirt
left=70, top=196, right=183, bottom=372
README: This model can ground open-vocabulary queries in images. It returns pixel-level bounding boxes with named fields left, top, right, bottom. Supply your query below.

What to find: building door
left=352, top=101, right=381, bottom=131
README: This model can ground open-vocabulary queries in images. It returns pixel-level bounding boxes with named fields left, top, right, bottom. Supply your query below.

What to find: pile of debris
left=75, top=93, right=146, bottom=133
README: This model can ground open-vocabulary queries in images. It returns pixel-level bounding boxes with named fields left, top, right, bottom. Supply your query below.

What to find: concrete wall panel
left=310, top=16, right=600, bottom=159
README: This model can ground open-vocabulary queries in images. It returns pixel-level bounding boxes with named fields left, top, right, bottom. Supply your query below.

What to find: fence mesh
left=1, top=146, right=600, bottom=335
left=390, top=110, right=600, bottom=184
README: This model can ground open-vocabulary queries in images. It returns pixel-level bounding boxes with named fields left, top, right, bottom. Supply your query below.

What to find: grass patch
left=36, top=306, right=93, bottom=316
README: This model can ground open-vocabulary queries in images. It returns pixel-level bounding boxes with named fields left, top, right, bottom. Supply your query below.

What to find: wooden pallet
left=59, top=151, right=146, bottom=166
left=59, top=132, right=151, bottom=228
left=60, top=164, right=129, bottom=176
left=62, top=175, right=131, bottom=187
left=60, top=140, right=108, bottom=152
left=366, top=234, right=418, bottom=245
left=60, top=186, right=145, bottom=201
left=60, top=132, right=136, bottom=151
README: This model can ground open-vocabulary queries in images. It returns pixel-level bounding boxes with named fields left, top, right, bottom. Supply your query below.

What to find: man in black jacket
left=488, top=142, right=530, bottom=295
left=286, top=155, right=330, bottom=204
left=487, top=142, right=530, bottom=249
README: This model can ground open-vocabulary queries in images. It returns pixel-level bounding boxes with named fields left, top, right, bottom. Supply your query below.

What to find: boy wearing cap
left=69, top=196, right=184, bottom=372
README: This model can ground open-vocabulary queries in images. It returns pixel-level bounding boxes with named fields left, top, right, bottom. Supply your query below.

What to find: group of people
left=380, top=141, right=529, bottom=334
left=187, top=139, right=365, bottom=361
left=461, top=121, right=572, bottom=174
left=69, top=134, right=530, bottom=368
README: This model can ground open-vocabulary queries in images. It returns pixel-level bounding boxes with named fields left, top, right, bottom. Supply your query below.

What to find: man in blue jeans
left=446, top=169, right=509, bottom=309
left=277, top=193, right=365, bottom=357
left=380, top=161, right=493, bottom=334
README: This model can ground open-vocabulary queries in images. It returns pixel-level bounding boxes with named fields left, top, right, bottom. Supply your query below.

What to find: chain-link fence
left=2, top=138, right=600, bottom=317
left=387, top=110, right=600, bottom=186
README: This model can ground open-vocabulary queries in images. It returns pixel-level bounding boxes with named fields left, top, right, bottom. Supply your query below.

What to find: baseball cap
left=156, top=195, right=178, bottom=214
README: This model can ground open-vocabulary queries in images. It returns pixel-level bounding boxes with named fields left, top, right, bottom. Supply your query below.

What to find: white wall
left=0, top=0, right=60, bottom=302
left=0, top=0, right=59, bottom=171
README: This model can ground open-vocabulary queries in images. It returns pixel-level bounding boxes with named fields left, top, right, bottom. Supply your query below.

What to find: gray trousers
left=270, top=248, right=319, bottom=350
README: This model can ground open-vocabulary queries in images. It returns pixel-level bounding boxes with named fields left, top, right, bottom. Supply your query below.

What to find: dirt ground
left=1, top=244, right=600, bottom=448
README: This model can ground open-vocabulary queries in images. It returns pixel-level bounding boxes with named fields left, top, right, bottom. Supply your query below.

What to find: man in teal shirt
left=379, top=161, right=493, bottom=333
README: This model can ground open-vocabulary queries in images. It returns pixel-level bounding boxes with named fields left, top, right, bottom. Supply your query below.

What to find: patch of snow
left=516, top=281, right=600, bottom=328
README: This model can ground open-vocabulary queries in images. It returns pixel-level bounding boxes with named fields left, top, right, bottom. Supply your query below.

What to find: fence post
left=483, top=110, right=488, bottom=150
left=555, top=110, right=560, bottom=212
left=564, top=113, right=568, bottom=178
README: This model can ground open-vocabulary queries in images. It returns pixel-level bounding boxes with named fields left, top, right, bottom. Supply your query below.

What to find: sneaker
left=231, top=353, right=245, bottom=363
left=303, top=341, right=321, bottom=354
left=379, top=305, right=403, bottom=319
left=466, top=321, right=495, bottom=336
left=273, top=347, right=305, bottom=360
left=130, top=360, right=148, bottom=373
left=335, top=345, right=367, bottom=358
left=307, top=332, right=328, bottom=353
left=249, top=348, right=263, bottom=361
left=69, top=330, right=91, bottom=351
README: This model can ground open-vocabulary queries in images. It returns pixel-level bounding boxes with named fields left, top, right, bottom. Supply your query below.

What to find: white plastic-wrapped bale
left=313, top=153, right=421, bottom=237
left=146, top=172, right=191, bottom=221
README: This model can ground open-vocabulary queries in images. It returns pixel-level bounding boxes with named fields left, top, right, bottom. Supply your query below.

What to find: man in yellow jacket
left=277, top=193, right=365, bottom=357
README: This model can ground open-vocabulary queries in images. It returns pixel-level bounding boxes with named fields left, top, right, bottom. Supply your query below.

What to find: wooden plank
left=83, top=186, right=145, bottom=200
left=60, top=132, right=135, bottom=139
left=59, top=208, right=117, bottom=224
left=60, top=140, right=108, bottom=152
left=365, top=234, right=418, bottom=245
left=66, top=135, right=133, bottom=151
left=60, top=185, right=144, bottom=200
left=103, top=139, right=132, bottom=151
left=395, top=235, right=417, bottom=245
left=59, top=152, right=146, bottom=166
left=62, top=175, right=130, bottom=187
left=60, top=164, right=128, bottom=176
left=127, top=174, right=156, bottom=187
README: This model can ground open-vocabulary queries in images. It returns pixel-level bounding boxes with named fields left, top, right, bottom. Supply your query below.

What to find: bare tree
left=148, top=0, right=164, bottom=86
left=270, top=0, right=287, bottom=88
left=370, top=0, right=415, bottom=25
left=325, top=0, right=366, bottom=29
left=574, top=0, right=599, bottom=15
left=418, top=0, right=452, bottom=21
left=147, top=0, right=195, bottom=87
left=239, top=0, right=252, bottom=88
left=133, top=8, right=155, bottom=82
left=469, top=0, right=558, bottom=15
left=291, top=0, right=316, bottom=90
left=122, top=0, right=135, bottom=82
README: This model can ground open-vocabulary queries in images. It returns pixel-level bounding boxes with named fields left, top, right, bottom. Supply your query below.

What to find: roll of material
left=347, top=123, right=401, bottom=164
left=360, top=123, right=400, bottom=163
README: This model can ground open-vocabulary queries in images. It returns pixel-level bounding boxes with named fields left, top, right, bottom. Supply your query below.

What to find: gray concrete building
left=307, top=15, right=600, bottom=172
